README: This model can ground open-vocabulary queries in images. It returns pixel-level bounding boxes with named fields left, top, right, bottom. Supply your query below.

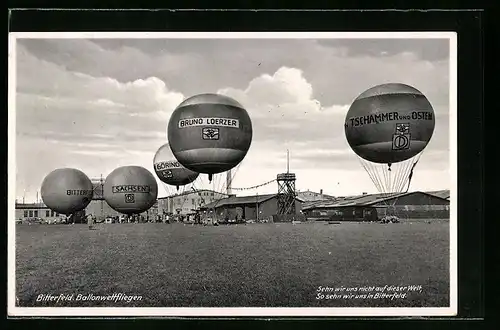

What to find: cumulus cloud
left=15, top=44, right=188, bottom=200
left=21, top=38, right=450, bottom=106
left=14, top=38, right=452, bottom=201
left=214, top=65, right=450, bottom=195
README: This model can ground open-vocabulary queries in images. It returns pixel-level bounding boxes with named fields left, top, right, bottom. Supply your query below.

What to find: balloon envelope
left=344, top=83, right=435, bottom=164
left=153, top=143, right=199, bottom=188
left=103, top=166, right=158, bottom=214
left=41, top=168, right=93, bottom=215
left=167, top=93, right=253, bottom=176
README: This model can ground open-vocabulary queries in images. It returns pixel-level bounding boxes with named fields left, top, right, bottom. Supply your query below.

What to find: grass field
left=15, top=220, right=449, bottom=308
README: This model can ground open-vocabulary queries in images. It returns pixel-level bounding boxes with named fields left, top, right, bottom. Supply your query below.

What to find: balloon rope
left=382, top=164, right=390, bottom=196
left=401, top=152, right=422, bottom=195
left=393, top=160, right=407, bottom=193
left=179, top=184, right=194, bottom=211
left=358, top=158, right=385, bottom=200
left=206, top=162, right=243, bottom=215
left=373, top=162, right=388, bottom=203
left=386, top=164, right=393, bottom=196
left=382, top=164, right=391, bottom=206
left=357, top=158, right=377, bottom=192
left=396, top=157, right=415, bottom=194
left=215, top=172, right=222, bottom=194
left=227, top=162, right=243, bottom=192
left=361, top=159, right=382, bottom=196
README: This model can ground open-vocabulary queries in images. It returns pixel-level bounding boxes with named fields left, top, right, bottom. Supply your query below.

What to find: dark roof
left=201, top=194, right=276, bottom=209
left=426, top=190, right=450, bottom=199
left=15, top=203, right=49, bottom=209
left=200, top=193, right=305, bottom=209
left=302, top=191, right=449, bottom=210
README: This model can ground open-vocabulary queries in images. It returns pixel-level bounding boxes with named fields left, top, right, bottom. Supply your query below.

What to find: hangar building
left=302, top=191, right=450, bottom=221
left=198, top=193, right=305, bottom=223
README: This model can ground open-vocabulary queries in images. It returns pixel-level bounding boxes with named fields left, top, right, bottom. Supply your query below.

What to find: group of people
left=84, top=213, right=175, bottom=228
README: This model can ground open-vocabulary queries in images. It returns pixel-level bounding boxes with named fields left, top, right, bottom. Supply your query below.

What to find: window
left=192, top=198, right=195, bottom=205
left=29, top=210, right=33, bottom=217
left=51, top=210, right=55, bottom=217
left=46, top=210, right=50, bottom=217
left=24, top=210, right=28, bottom=217
left=34, top=210, right=38, bottom=217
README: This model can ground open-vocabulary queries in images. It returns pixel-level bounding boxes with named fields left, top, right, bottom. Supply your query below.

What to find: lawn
left=15, top=220, right=450, bottom=308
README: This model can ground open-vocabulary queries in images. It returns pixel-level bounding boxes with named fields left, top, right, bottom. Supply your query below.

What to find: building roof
left=426, top=189, right=450, bottom=199
left=296, top=190, right=336, bottom=201
left=201, top=194, right=276, bottom=209
left=200, top=193, right=305, bottom=209
left=302, top=191, right=449, bottom=210
left=158, top=189, right=229, bottom=200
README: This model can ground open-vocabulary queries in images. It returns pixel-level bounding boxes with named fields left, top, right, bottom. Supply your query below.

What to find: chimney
left=320, top=189, right=323, bottom=195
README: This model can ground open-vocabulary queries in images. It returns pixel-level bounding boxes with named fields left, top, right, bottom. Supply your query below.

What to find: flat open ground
left=15, top=220, right=449, bottom=308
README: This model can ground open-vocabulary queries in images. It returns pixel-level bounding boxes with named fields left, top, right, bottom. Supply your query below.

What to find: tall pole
left=287, top=149, right=290, bottom=173
left=100, top=174, right=104, bottom=220
left=36, top=190, right=40, bottom=219
left=226, top=169, right=232, bottom=196
left=256, top=191, right=259, bottom=222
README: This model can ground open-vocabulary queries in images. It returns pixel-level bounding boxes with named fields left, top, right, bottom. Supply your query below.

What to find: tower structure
left=277, top=149, right=296, bottom=215
left=91, top=175, right=105, bottom=219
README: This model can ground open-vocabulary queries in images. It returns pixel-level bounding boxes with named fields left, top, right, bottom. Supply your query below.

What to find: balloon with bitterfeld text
left=41, top=168, right=94, bottom=215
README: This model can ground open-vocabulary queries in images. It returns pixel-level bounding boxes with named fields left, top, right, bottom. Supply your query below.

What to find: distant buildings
left=15, top=202, right=60, bottom=221
left=14, top=202, right=86, bottom=223
left=296, top=189, right=335, bottom=202
left=302, top=190, right=450, bottom=221
left=199, top=193, right=305, bottom=223
left=14, top=188, right=451, bottom=223
left=157, top=189, right=229, bottom=216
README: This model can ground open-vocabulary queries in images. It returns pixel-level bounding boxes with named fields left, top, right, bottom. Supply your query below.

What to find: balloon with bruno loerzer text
left=153, top=143, right=199, bottom=191
left=344, top=83, right=435, bottom=164
left=103, top=166, right=158, bottom=215
left=167, top=93, right=253, bottom=182
left=40, top=168, right=94, bottom=215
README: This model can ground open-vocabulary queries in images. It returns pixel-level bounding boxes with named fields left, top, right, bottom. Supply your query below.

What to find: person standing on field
left=87, top=213, right=94, bottom=230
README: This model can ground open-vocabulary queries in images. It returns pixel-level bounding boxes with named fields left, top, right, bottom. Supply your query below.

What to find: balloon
left=344, top=83, right=435, bottom=164
left=103, top=166, right=158, bottom=214
left=167, top=93, right=253, bottom=181
left=153, top=143, right=199, bottom=190
left=41, top=168, right=93, bottom=215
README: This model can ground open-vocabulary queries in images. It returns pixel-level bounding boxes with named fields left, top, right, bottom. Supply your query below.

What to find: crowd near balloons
left=39, top=83, right=435, bottom=221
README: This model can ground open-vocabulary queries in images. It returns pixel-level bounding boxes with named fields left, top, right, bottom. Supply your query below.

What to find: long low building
left=15, top=203, right=87, bottom=223
left=199, top=193, right=305, bottom=223
left=302, top=190, right=450, bottom=221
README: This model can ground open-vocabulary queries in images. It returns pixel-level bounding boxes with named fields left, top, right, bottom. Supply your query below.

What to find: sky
left=13, top=35, right=452, bottom=201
